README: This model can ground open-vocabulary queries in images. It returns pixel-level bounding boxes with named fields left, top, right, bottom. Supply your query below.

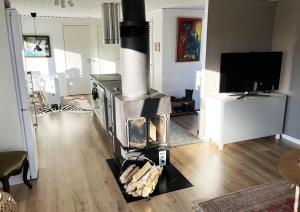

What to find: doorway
left=63, top=25, right=92, bottom=95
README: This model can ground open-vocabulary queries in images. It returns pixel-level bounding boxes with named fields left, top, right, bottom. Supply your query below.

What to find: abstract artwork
left=23, top=35, right=51, bottom=57
left=176, top=18, right=202, bottom=62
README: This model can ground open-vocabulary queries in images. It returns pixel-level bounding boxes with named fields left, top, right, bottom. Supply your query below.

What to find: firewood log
left=142, top=186, right=152, bottom=198
left=132, top=162, right=152, bottom=183
left=126, top=165, right=152, bottom=193
left=135, top=182, right=144, bottom=190
left=136, top=189, right=143, bottom=197
left=129, top=191, right=140, bottom=198
left=136, top=168, right=151, bottom=189
left=124, top=164, right=163, bottom=198
left=142, top=167, right=163, bottom=198
left=120, top=164, right=136, bottom=184
left=146, top=166, right=160, bottom=184
left=126, top=180, right=138, bottom=193
left=122, top=167, right=140, bottom=184
left=142, top=177, right=159, bottom=197
left=126, top=176, right=147, bottom=193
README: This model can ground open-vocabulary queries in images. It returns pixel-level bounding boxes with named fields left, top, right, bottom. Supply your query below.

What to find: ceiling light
left=67, top=0, right=74, bottom=7
left=30, top=13, right=38, bottom=35
left=54, top=0, right=75, bottom=8
left=30, top=12, right=37, bottom=18
left=61, top=0, right=66, bottom=8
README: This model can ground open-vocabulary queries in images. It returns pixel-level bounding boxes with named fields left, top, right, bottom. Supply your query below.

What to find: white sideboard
left=204, top=93, right=287, bottom=150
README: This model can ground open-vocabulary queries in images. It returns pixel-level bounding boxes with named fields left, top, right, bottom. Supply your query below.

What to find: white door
left=63, top=25, right=92, bottom=95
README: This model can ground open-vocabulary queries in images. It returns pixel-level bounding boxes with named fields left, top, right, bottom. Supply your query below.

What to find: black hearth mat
left=106, top=159, right=193, bottom=203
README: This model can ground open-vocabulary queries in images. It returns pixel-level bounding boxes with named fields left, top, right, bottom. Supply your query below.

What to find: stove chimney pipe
left=120, top=0, right=149, bottom=98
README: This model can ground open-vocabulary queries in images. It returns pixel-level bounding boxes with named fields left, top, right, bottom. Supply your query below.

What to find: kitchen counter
left=90, top=74, right=122, bottom=94
left=90, top=74, right=121, bottom=82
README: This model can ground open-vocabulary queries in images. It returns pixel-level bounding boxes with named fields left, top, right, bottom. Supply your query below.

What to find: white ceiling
left=9, top=0, right=205, bottom=18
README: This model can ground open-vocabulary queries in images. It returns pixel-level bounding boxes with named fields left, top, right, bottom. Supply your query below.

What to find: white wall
left=97, top=25, right=121, bottom=76
left=21, top=16, right=120, bottom=96
left=147, top=10, right=163, bottom=93
left=162, top=9, right=204, bottom=110
left=0, top=1, right=24, bottom=150
left=147, top=9, right=204, bottom=110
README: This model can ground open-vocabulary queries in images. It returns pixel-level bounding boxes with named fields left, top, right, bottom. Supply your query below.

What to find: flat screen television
left=219, top=52, right=283, bottom=93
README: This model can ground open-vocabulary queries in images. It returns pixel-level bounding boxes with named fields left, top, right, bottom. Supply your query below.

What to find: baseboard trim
left=282, top=134, right=300, bottom=145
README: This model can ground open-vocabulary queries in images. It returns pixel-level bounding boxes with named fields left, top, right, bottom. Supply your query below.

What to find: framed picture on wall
left=23, top=35, right=51, bottom=57
left=176, top=17, right=202, bottom=62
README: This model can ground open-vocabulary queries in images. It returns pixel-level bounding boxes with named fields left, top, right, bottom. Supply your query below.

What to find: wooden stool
left=0, top=151, right=32, bottom=193
left=0, top=191, right=17, bottom=212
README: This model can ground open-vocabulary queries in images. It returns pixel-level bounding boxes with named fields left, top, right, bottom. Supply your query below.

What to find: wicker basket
left=0, top=192, right=17, bottom=212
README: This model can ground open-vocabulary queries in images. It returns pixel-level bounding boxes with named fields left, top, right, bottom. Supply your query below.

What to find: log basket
left=119, top=154, right=161, bottom=200
left=120, top=155, right=155, bottom=173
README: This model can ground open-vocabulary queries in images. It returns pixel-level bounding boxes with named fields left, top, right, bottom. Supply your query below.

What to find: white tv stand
left=204, top=92, right=286, bottom=150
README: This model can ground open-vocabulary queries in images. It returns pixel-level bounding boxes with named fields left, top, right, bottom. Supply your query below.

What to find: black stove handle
left=92, top=87, right=99, bottom=101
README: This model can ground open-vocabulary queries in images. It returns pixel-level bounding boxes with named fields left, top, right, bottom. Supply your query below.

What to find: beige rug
left=192, top=180, right=295, bottom=212
left=61, top=95, right=92, bottom=110
left=170, top=121, right=201, bottom=147
left=37, top=95, right=93, bottom=116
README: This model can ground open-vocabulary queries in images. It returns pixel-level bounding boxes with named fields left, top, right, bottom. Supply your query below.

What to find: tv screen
left=219, top=52, right=283, bottom=93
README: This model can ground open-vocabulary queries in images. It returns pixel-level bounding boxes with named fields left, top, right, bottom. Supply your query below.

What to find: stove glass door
left=149, top=115, right=167, bottom=145
left=127, top=117, right=147, bottom=149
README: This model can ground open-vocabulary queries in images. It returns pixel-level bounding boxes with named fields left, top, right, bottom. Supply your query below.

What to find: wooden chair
left=0, top=151, right=32, bottom=193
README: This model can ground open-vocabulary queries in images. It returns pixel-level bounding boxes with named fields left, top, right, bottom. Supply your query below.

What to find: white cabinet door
left=63, top=25, right=92, bottom=95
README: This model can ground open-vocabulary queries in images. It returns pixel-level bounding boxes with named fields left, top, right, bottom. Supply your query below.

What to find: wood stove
left=97, top=0, right=192, bottom=201
left=108, top=0, right=171, bottom=167
left=113, top=91, right=171, bottom=166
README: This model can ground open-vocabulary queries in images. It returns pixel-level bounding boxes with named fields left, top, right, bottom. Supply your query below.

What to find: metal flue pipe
left=120, top=0, right=150, bottom=98
left=101, top=3, right=121, bottom=44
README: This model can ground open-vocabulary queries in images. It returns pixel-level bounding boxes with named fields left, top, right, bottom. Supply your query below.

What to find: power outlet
left=159, top=150, right=167, bottom=166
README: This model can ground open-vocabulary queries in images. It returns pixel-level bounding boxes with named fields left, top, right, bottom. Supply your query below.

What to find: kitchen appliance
left=5, top=8, right=38, bottom=179
left=91, top=79, right=107, bottom=132
left=91, top=74, right=122, bottom=135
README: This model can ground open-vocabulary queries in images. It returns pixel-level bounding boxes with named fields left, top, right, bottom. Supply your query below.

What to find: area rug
left=170, top=121, right=202, bottom=147
left=36, top=95, right=93, bottom=116
left=36, top=103, right=93, bottom=116
left=61, top=96, right=92, bottom=110
left=192, top=180, right=295, bottom=212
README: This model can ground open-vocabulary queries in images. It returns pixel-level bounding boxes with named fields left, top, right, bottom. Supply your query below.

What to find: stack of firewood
left=119, top=162, right=163, bottom=198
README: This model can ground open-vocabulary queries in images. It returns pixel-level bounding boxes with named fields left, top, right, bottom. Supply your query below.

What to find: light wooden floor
left=10, top=112, right=299, bottom=212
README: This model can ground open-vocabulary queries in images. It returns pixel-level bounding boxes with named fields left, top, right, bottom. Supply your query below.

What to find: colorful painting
left=176, top=18, right=202, bottom=62
left=23, top=35, right=51, bottom=57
